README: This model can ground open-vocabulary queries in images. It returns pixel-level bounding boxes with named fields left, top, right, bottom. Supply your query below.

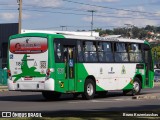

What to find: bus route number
left=57, top=68, right=64, bottom=74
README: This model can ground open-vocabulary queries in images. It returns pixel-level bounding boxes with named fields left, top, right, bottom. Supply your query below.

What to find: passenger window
left=83, top=41, right=98, bottom=62
left=98, top=42, right=114, bottom=62
left=115, top=43, right=128, bottom=62
left=77, top=41, right=84, bottom=62
left=129, top=44, right=142, bottom=62
left=55, top=42, right=63, bottom=62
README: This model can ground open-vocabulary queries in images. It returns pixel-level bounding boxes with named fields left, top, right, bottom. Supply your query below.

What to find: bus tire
left=82, top=79, right=95, bottom=100
left=123, top=90, right=131, bottom=95
left=133, top=77, right=141, bottom=95
left=42, top=91, right=61, bottom=100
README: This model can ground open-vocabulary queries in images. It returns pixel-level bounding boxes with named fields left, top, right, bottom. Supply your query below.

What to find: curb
left=0, top=89, right=8, bottom=92
left=154, top=82, right=160, bottom=86
left=132, top=95, right=160, bottom=100
left=0, top=86, right=8, bottom=92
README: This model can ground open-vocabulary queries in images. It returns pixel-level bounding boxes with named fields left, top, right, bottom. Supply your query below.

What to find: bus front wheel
left=42, top=91, right=61, bottom=100
left=82, top=79, right=95, bottom=100
left=132, top=78, right=141, bottom=95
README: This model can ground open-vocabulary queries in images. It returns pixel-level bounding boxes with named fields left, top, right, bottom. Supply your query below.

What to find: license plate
left=24, top=77, right=33, bottom=80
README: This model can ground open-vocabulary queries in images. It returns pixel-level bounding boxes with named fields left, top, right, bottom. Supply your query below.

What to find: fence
left=0, top=68, right=7, bottom=86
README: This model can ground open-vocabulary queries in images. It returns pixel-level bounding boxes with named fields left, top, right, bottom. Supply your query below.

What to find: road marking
left=68, top=98, right=135, bottom=104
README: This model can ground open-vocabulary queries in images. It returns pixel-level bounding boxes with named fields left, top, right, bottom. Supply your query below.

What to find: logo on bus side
left=121, top=65, right=126, bottom=74
left=108, top=67, right=115, bottom=74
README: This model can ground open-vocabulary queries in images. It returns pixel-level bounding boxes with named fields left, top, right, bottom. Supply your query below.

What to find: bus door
left=63, top=46, right=76, bottom=91
left=143, top=44, right=153, bottom=87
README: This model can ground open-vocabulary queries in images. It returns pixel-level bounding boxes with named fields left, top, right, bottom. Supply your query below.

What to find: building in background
left=0, top=23, right=18, bottom=69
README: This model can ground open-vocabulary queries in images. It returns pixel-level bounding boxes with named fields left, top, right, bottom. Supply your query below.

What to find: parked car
left=154, top=69, right=160, bottom=82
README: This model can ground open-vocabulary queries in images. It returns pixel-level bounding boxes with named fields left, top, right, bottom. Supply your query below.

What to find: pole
left=18, top=0, right=22, bottom=34
left=88, top=10, right=96, bottom=36
left=60, top=26, right=66, bottom=31
left=124, top=24, right=134, bottom=38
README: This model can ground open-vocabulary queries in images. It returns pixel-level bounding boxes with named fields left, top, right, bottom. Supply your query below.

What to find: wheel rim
left=133, top=81, right=140, bottom=93
left=87, top=83, right=93, bottom=96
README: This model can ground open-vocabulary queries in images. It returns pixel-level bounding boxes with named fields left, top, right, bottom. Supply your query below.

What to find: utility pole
left=124, top=24, right=134, bottom=38
left=88, top=10, right=96, bottom=36
left=60, top=26, right=67, bottom=31
left=17, top=0, right=22, bottom=34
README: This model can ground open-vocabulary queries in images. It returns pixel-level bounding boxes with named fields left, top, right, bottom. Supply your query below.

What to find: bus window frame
left=97, top=41, right=114, bottom=63
left=54, top=38, right=148, bottom=64
left=54, top=38, right=77, bottom=63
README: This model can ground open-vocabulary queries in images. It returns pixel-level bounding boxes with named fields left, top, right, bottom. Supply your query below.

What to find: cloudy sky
left=0, top=0, right=160, bottom=31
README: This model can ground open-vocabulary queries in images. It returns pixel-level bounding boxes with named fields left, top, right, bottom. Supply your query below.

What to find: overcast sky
left=0, top=0, right=160, bottom=31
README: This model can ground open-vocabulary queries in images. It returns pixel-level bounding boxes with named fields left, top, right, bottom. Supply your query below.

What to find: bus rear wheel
left=132, top=78, right=141, bottom=95
left=82, top=79, right=95, bottom=100
left=123, top=90, right=131, bottom=95
left=42, top=91, right=61, bottom=100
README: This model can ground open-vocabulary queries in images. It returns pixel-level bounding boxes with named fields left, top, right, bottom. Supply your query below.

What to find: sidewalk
left=132, top=93, right=160, bottom=100
left=132, top=82, right=160, bottom=100
left=0, top=85, right=8, bottom=92
left=154, top=82, right=160, bottom=86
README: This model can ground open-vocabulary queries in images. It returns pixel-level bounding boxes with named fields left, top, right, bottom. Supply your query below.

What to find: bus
left=7, top=33, right=154, bottom=100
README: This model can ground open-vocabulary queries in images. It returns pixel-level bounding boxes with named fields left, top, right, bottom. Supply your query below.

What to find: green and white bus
left=7, top=33, right=154, bottom=100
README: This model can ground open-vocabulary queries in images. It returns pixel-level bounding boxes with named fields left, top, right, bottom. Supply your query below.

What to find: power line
left=23, top=5, right=160, bottom=18
left=0, top=9, right=17, bottom=11
left=23, top=9, right=160, bottom=21
left=62, top=0, right=160, bottom=16
left=1, top=1, right=157, bottom=16
left=1, top=3, right=158, bottom=19
left=31, top=25, right=124, bottom=30
left=22, top=3, right=160, bottom=19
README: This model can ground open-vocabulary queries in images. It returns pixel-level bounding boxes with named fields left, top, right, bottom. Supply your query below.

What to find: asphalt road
left=0, top=87, right=160, bottom=117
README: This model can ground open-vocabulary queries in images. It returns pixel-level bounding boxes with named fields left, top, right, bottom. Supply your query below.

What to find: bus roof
left=63, top=34, right=145, bottom=43
left=10, top=32, right=145, bottom=44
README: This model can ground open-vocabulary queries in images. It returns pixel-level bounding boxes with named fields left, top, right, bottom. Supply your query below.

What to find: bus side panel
left=83, top=63, right=137, bottom=91
left=76, top=63, right=88, bottom=92
left=54, top=63, right=68, bottom=93
left=149, top=70, right=154, bottom=88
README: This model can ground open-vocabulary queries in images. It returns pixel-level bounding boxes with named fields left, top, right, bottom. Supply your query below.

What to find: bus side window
left=77, top=41, right=84, bottom=62
left=129, top=43, right=142, bottom=62
left=115, top=43, right=128, bottom=62
left=83, top=41, right=98, bottom=62
left=98, top=42, right=114, bottom=62
left=98, top=42, right=104, bottom=62
left=55, top=42, right=63, bottom=62
left=103, top=42, right=114, bottom=62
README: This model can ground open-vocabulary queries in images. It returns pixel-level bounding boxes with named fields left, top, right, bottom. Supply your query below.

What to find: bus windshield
left=10, top=37, right=48, bottom=54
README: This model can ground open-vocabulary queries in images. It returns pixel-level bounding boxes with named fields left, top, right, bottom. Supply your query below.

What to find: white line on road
left=68, top=98, right=134, bottom=104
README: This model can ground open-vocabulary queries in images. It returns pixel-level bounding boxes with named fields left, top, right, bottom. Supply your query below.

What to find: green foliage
left=94, top=25, right=160, bottom=39
left=152, top=46, right=160, bottom=62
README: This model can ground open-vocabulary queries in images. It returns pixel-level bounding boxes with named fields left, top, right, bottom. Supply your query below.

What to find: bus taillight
left=46, top=69, right=50, bottom=76
left=45, top=68, right=54, bottom=80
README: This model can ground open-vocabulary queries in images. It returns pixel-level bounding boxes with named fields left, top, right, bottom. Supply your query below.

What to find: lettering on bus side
left=95, top=37, right=119, bottom=41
